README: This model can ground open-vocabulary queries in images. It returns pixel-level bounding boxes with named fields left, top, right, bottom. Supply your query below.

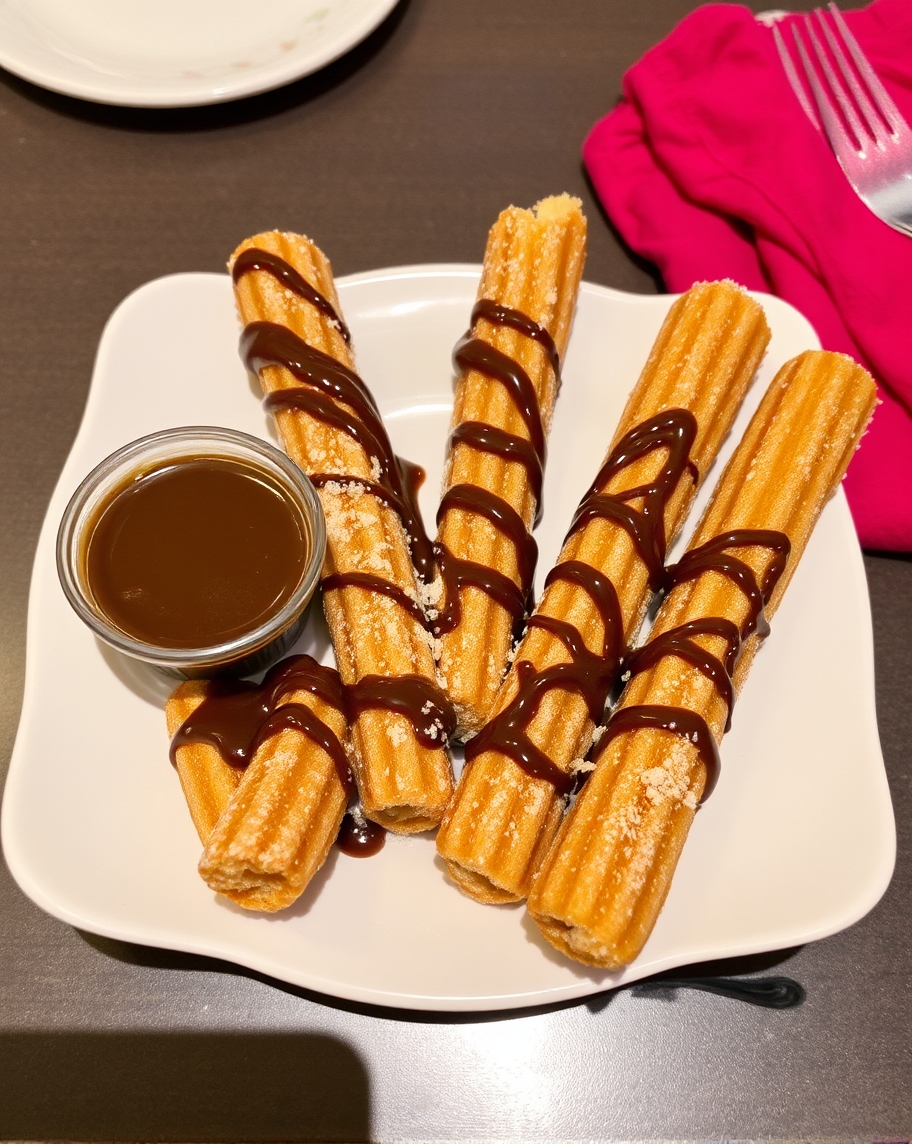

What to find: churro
left=195, top=656, right=352, bottom=912
left=166, top=681, right=240, bottom=843
left=434, top=196, right=586, bottom=733
left=528, top=351, right=876, bottom=968
left=230, top=233, right=454, bottom=833
left=436, top=281, right=770, bottom=904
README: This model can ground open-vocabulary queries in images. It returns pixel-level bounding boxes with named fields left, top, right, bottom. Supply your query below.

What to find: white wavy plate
left=0, top=0, right=398, bottom=107
left=1, top=267, right=896, bottom=1011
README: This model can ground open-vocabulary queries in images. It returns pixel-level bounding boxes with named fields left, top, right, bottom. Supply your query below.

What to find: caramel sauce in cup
left=57, top=427, right=325, bottom=678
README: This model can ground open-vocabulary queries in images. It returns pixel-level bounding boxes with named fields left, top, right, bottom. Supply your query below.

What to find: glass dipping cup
left=57, top=426, right=326, bottom=679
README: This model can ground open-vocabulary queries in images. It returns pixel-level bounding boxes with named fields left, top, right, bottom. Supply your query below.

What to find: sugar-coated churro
left=436, top=281, right=771, bottom=904
left=434, top=195, right=586, bottom=734
left=230, top=233, right=454, bottom=833
left=195, top=656, right=352, bottom=912
left=166, top=681, right=240, bottom=844
left=528, top=351, right=876, bottom=967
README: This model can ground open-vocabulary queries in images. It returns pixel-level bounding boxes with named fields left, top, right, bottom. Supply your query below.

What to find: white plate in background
left=1, top=267, right=895, bottom=1011
left=0, top=0, right=399, bottom=107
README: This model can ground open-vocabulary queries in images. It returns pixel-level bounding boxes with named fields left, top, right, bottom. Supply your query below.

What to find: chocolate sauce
left=437, top=300, right=561, bottom=636
left=232, top=247, right=352, bottom=344
left=594, top=704, right=722, bottom=800
left=169, top=655, right=389, bottom=858
left=463, top=411, right=700, bottom=793
left=241, top=320, right=433, bottom=582
left=590, top=528, right=792, bottom=801
left=170, top=655, right=349, bottom=782
left=567, top=409, right=699, bottom=590
left=345, top=674, right=457, bottom=748
left=336, top=813, right=386, bottom=856
left=436, top=483, right=538, bottom=589
left=85, top=455, right=311, bottom=650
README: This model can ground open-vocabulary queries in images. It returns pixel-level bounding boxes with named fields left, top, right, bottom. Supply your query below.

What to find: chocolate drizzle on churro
left=241, top=320, right=433, bottom=582
left=464, top=409, right=699, bottom=789
left=438, top=484, right=538, bottom=590
left=170, top=655, right=390, bottom=856
left=449, top=423, right=544, bottom=523
left=232, top=247, right=352, bottom=344
left=567, top=409, right=699, bottom=589
left=320, top=572, right=428, bottom=628
left=452, top=299, right=555, bottom=462
left=595, top=704, right=722, bottom=798
left=463, top=559, right=623, bottom=795
left=664, top=530, right=790, bottom=639
left=346, top=675, right=457, bottom=748
left=623, top=618, right=741, bottom=733
left=435, top=300, right=560, bottom=635
left=592, top=529, right=791, bottom=801
left=432, top=481, right=538, bottom=637
left=170, top=655, right=350, bottom=783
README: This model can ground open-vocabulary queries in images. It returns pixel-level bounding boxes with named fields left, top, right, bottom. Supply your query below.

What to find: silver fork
left=772, top=3, right=912, bottom=237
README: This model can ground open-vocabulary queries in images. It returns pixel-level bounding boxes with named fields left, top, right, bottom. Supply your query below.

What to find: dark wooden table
left=0, top=1, right=909, bottom=1138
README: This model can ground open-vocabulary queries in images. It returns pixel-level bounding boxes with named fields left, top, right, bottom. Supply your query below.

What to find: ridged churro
left=196, top=658, right=352, bottom=912
left=434, top=196, right=586, bottom=734
left=528, top=351, right=876, bottom=968
left=436, top=281, right=770, bottom=904
left=230, top=233, right=454, bottom=833
left=166, top=681, right=240, bottom=843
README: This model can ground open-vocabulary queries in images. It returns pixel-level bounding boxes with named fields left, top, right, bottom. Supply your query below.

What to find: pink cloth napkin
left=584, top=0, right=912, bottom=550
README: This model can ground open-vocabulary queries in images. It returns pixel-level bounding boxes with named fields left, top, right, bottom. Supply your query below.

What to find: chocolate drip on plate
left=336, top=813, right=386, bottom=856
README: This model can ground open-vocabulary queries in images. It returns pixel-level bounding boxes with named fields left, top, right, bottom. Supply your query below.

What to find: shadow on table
left=0, top=1028, right=370, bottom=1142
left=0, top=0, right=411, bottom=132
left=78, top=929, right=804, bottom=1025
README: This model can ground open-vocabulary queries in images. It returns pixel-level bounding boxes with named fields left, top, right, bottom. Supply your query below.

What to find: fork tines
left=771, top=3, right=912, bottom=236
left=778, top=3, right=905, bottom=155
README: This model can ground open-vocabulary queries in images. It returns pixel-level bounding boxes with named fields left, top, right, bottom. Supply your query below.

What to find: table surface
left=0, top=1, right=909, bottom=1139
